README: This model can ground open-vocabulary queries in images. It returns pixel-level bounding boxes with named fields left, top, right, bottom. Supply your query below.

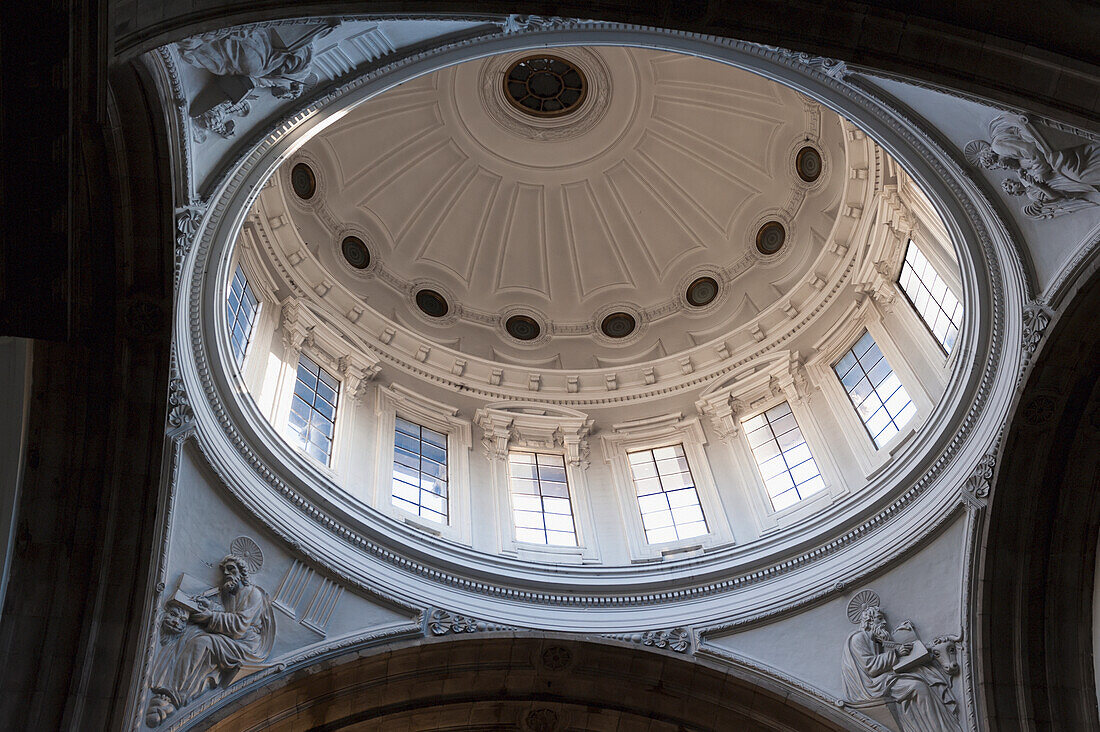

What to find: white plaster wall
left=163, top=443, right=416, bottom=655
left=704, top=511, right=969, bottom=728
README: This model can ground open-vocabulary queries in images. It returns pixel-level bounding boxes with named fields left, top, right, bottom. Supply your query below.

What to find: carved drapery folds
left=174, top=205, right=206, bottom=284
left=498, top=14, right=577, bottom=34
left=145, top=537, right=276, bottom=728
left=966, top=112, right=1100, bottom=219
left=473, top=405, right=593, bottom=466
left=167, top=378, right=194, bottom=430
left=176, top=21, right=339, bottom=141
left=839, top=590, right=962, bottom=732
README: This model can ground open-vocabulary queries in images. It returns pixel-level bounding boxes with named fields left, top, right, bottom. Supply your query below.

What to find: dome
left=210, top=37, right=980, bottom=601
left=276, top=47, right=846, bottom=370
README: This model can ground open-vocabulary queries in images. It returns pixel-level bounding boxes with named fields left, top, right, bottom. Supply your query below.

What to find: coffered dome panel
left=284, top=46, right=846, bottom=368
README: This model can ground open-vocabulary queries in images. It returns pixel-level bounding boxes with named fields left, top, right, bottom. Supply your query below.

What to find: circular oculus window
left=504, top=56, right=587, bottom=117
left=505, top=315, right=542, bottom=341
left=600, top=312, right=637, bottom=339
left=414, top=289, right=449, bottom=318
left=756, top=221, right=786, bottom=255
left=290, top=162, right=317, bottom=200
left=796, top=146, right=823, bottom=182
left=686, top=276, right=720, bottom=307
left=340, top=236, right=370, bottom=269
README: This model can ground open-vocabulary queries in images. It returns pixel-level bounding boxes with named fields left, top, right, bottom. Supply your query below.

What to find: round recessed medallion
left=686, top=276, right=720, bottom=307
left=504, top=56, right=587, bottom=117
left=756, top=221, right=786, bottom=255
left=340, top=236, right=370, bottom=269
left=601, top=312, right=637, bottom=339
left=415, top=289, right=449, bottom=318
left=505, top=315, right=541, bottom=341
left=796, top=146, right=823, bottom=182
left=290, top=162, right=317, bottom=200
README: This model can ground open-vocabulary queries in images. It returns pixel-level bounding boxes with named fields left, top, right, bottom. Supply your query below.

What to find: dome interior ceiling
left=278, top=46, right=849, bottom=368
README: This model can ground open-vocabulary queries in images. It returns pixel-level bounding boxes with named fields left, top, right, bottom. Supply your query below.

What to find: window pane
left=544, top=512, right=575, bottom=532
left=419, top=458, right=446, bottom=480
left=646, top=526, right=678, bottom=544
left=547, top=531, right=577, bottom=547
left=513, top=510, right=545, bottom=529
left=537, top=463, right=567, bottom=483
left=771, top=489, right=800, bottom=511
left=421, top=442, right=446, bottom=465
left=633, top=476, right=663, bottom=496
left=508, top=451, right=577, bottom=546
left=390, top=416, right=450, bottom=523
left=677, top=521, right=708, bottom=539
left=898, top=240, right=964, bottom=352
left=421, top=426, right=447, bottom=448
left=638, top=493, right=669, bottom=514
left=627, top=445, right=708, bottom=543
left=420, top=491, right=446, bottom=514
left=226, top=265, right=259, bottom=368
left=834, top=332, right=914, bottom=448
left=513, top=494, right=541, bottom=512
left=742, top=402, right=825, bottom=510
left=286, top=354, right=339, bottom=466
left=395, top=416, right=420, bottom=437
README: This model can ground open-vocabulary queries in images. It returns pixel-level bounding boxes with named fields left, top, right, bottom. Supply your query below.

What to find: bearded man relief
left=145, top=539, right=276, bottom=728
left=841, top=590, right=963, bottom=732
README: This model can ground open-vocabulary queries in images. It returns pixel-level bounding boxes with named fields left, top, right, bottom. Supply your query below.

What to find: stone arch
left=203, top=634, right=861, bottom=731
left=978, top=267, right=1100, bottom=729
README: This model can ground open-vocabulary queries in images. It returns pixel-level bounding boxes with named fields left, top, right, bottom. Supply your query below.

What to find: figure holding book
left=842, top=604, right=962, bottom=732
left=145, top=554, right=275, bottom=727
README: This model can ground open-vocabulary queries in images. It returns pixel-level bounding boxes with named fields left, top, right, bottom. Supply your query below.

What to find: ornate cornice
left=602, top=627, right=691, bottom=653
left=426, top=608, right=515, bottom=635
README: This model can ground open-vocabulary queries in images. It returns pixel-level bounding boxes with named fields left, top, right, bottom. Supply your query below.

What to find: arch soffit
left=200, top=634, right=867, bottom=732
left=977, top=266, right=1100, bottom=730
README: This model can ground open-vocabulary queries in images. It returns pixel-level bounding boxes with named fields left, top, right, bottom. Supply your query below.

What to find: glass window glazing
left=742, top=402, right=825, bottom=511
left=833, top=332, right=916, bottom=447
left=508, top=452, right=577, bottom=546
left=392, top=417, right=449, bottom=523
left=627, top=445, right=708, bottom=544
left=287, top=354, right=339, bottom=465
left=898, top=240, right=963, bottom=352
left=227, top=265, right=259, bottom=367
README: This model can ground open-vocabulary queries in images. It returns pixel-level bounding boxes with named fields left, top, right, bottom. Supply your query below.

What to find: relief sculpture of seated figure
left=145, top=554, right=275, bottom=727
left=841, top=595, right=962, bottom=732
